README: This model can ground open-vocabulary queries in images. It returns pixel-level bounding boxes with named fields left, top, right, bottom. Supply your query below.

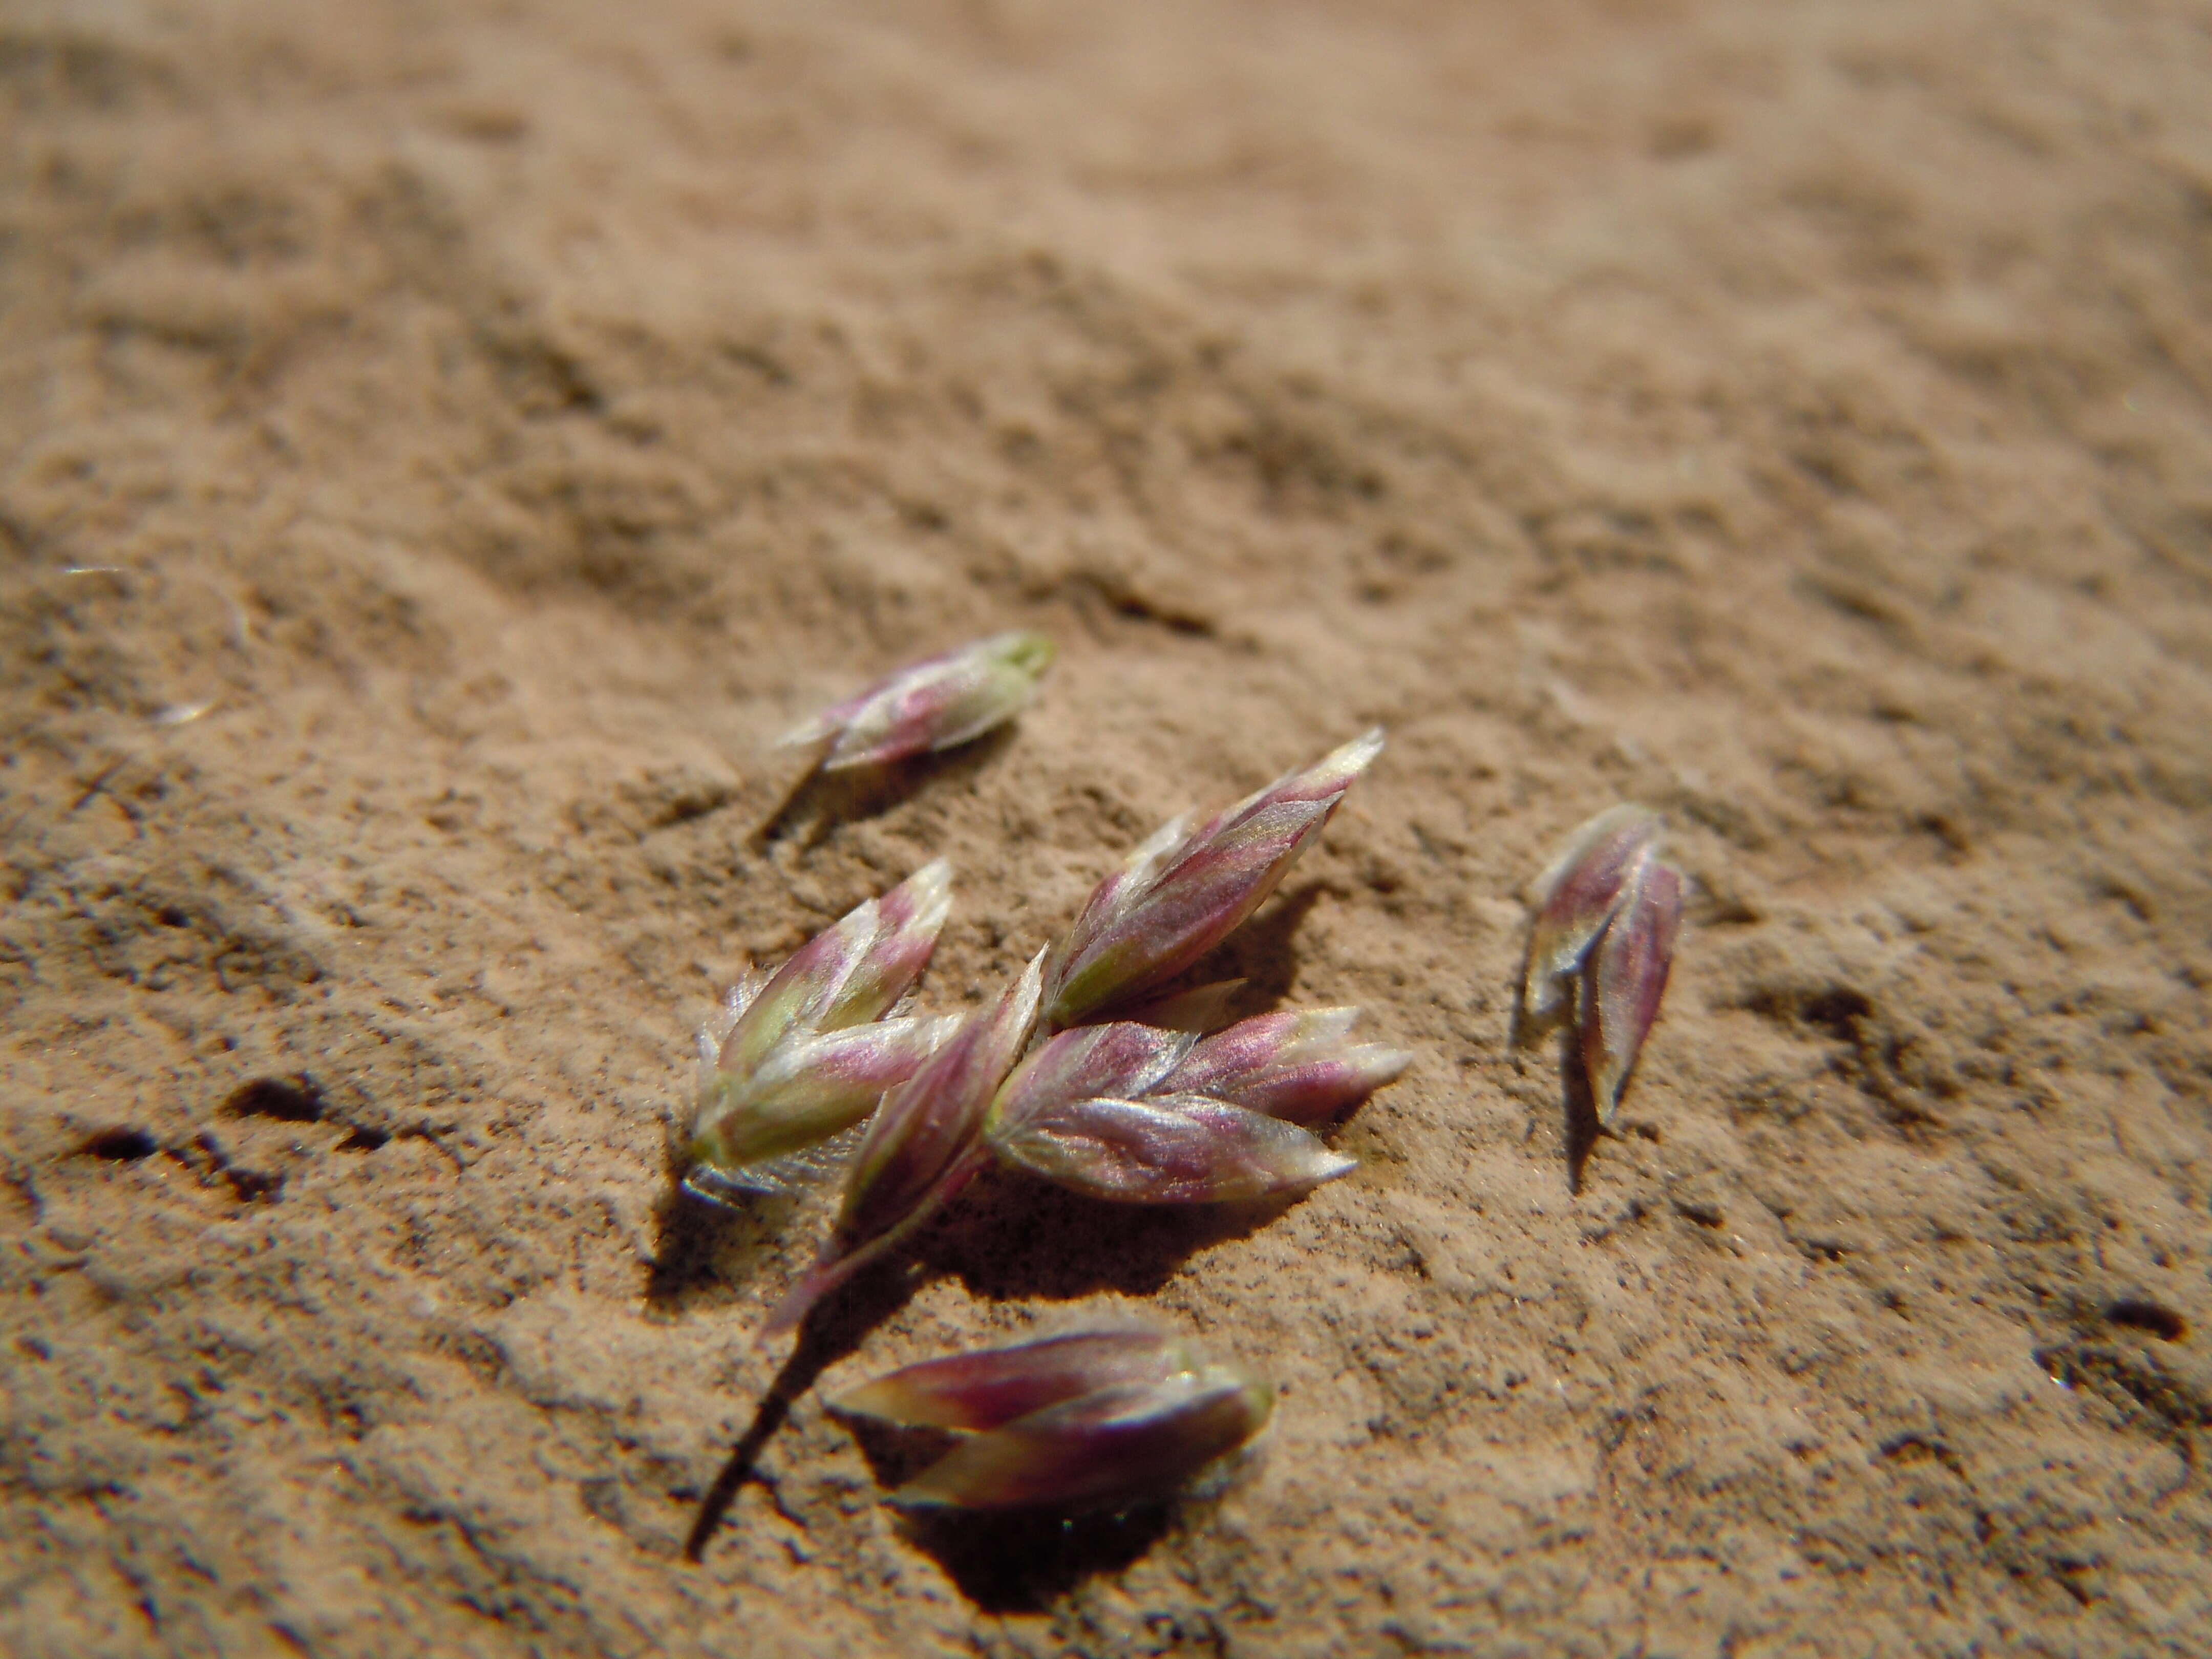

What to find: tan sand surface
left=5, top=2, right=2211, bottom=1653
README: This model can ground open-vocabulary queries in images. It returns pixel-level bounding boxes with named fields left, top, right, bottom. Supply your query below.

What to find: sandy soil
left=5, top=2, right=2212, bottom=1654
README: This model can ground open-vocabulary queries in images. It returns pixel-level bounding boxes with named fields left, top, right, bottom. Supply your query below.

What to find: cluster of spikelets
left=673, top=634, right=1408, bottom=1511
left=678, top=634, right=1683, bottom=1518
left=687, top=718, right=1403, bottom=1330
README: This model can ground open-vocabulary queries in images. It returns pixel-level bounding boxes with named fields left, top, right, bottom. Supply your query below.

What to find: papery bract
left=691, top=1015, right=960, bottom=1175
left=1161, top=1007, right=1412, bottom=1126
left=992, top=1092, right=1354, bottom=1204
left=761, top=951, right=1045, bottom=1338
left=826, top=861, right=961, bottom=1031
left=890, top=1366, right=1273, bottom=1513
left=986, top=1023, right=1197, bottom=1140
left=982, top=1008, right=1401, bottom=1201
left=712, top=861, right=952, bottom=1079
left=1518, top=805, right=1662, bottom=1032
left=1045, top=730, right=1384, bottom=1028
left=832, top=1327, right=1203, bottom=1432
left=1580, top=855, right=1684, bottom=1125
left=781, top=630, right=1057, bottom=772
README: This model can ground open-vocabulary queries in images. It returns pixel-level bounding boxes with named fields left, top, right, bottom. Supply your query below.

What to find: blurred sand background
left=5, top=1, right=2212, bottom=1654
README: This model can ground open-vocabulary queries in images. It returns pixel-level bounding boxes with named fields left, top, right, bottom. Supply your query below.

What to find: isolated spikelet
left=1517, top=804, right=1685, bottom=1128
left=832, top=1327, right=1207, bottom=1431
left=781, top=630, right=1057, bottom=771
left=832, top=1325, right=1272, bottom=1513
left=1519, top=804, right=1662, bottom=1033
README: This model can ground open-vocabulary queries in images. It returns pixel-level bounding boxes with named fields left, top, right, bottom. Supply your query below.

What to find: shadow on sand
left=750, top=726, right=1019, bottom=852
left=677, top=1166, right=1316, bottom=1572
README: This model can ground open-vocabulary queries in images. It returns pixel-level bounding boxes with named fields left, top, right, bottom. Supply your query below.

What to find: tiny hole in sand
left=80, top=1128, right=157, bottom=1161
left=224, top=1076, right=323, bottom=1122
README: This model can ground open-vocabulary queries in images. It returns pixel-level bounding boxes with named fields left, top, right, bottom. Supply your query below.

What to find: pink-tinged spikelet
left=686, top=862, right=955, bottom=1194
left=1519, top=804, right=1663, bottom=1033
left=761, top=952, right=1045, bottom=1338
left=1045, top=730, right=1384, bottom=1028
left=982, top=1007, right=1406, bottom=1204
left=781, top=631, right=1056, bottom=772
left=1160, top=1007, right=1411, bottom=1127
left=832, top=1327, right=1206, bottom=1431
left=1579, top=855, right=1684, bottom=1126
left=831, top=1326, right=1272, bottom=1513
left=990, top=1093, right=1355, bottom=1204
left=1517, top=804, right=1686, bottom=1127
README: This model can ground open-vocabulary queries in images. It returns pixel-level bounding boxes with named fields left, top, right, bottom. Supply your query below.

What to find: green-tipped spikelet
left=781, top=631, right=1056, bottom=772
left=686, top=861, right=956, bottom=1197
